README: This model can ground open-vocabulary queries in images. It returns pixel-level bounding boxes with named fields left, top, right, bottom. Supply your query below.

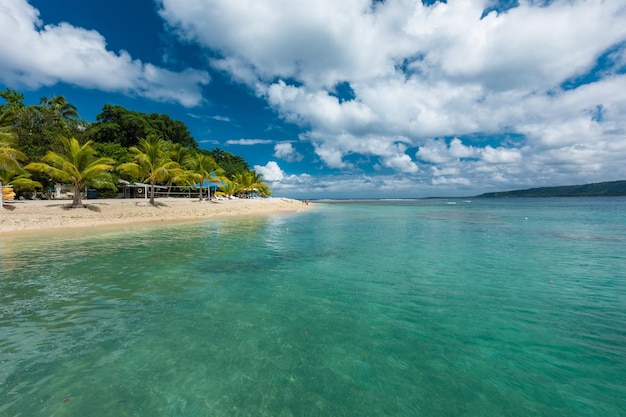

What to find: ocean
left=1, top=198, right=625, bottom=416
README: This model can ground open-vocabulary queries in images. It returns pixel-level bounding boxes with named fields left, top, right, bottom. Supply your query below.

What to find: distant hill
left=475, top=180, right=626, bottom=198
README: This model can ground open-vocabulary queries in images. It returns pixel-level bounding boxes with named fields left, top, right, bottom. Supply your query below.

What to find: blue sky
left=1, top=0, right=626, bottom=198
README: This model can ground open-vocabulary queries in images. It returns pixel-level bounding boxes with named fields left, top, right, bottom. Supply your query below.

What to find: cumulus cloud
left=254, top=161, right=285, bottom=182
left=0, top=0, right=209, bottom=106
left=272, top=142, right=302, bottom=162
left=253, top=161, right=323, bottom=197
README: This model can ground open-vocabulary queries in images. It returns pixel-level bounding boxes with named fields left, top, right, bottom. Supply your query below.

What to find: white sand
left=0, top=197, right=312, bottom=235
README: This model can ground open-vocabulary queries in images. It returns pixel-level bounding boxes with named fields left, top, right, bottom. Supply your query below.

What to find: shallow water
left=1, top=198, right=625, bottom=416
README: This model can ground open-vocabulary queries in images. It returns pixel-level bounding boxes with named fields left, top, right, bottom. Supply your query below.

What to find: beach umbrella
left=194, top=180, right=221, bottom=199
left=193, top=181, right=220, bottom=189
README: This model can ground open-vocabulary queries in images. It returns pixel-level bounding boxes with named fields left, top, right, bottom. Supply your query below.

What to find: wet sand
left=1, top=197, right=312, bottom=235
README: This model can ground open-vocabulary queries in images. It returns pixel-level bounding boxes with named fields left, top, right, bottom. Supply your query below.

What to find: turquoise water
left=1, top=198, right=625, bottom=416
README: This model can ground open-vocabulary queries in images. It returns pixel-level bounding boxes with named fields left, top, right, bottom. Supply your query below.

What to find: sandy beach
left=0, top=197, right=312, bottom=235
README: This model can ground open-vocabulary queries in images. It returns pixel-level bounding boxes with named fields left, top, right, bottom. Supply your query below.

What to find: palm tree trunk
left=150, top=181, right=156, bottom=205
left=72, top=183, right=84, bottom=208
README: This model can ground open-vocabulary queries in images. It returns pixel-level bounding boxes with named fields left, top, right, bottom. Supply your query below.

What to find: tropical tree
left=0, top=89, right=24, bottom=126
left=165, top=143, right=193, bottom=196
left=0, top=169, right=42, bottom=196
left=1, top=89, right=83, bottom=162
left=185, top=152, right=225, bottom=201
left=0, top=125, right=24, bottom=173
left=89, top=104, right=197, bottom=148
left=210, top=147, right=249, bottom=178
left=256, top=182, right=272, bottom=197
left=217, top=178, right=239, bottom=199
left=24, top=137, right=116, bottom=208
left=92, top=142, right=132, bottom=165
left=0, top=89, right=27, bottom=156
left=233, top=170, right=271, bottom=198
left=118, top=134, right=179, bottom=205
left=0, top=129, right=41, bottom=197
left=39, top=95, right=79, bottom=131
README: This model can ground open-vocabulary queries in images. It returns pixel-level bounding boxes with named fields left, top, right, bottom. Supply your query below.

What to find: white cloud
left=226, top=138, right=273, bottom=146
left=417, top=139, right=461, bottom=164
left=0, top=0, right=209, bottom=107
left=418, top=138, right=483, bottom=166
left=274, top=142, right=303, bottom=162
left=254, top=161, right=326, bottom=197
left=254, top=161, right=285, bottom=182
left=413, top=1, right=626, bottom=91
left=381, top=153, right=419, bottom=174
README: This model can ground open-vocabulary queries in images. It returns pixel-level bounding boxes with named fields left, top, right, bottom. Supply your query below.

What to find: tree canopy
left=209, top=147, right=249, bottom=179
left=88, top=104, right=197, bottom=149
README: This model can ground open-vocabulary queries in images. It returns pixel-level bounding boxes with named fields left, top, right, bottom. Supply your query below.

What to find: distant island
left=475, top=180, right=626, bottom=198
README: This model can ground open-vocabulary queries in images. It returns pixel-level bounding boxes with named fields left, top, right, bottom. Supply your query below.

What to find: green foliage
left=232, top=170, right=271, bottom=197
left=0, top=88, right=24, bottom=109
left=0, top=129, right=26, bottom=173
left=163, top=143, right=194, bottom=193
left=88, top=104, right=197, bottom=148
left=149, top=113, right=196, bottom=148
left=92, top=142, right=132, bottom=165
left=1, top=88, right=85, bottom=162
left=209, top=147, right=249, bottom=179
left=0, top=118, right=40, bottom=193
left=118, top=134, right=181, bottom=205
left=24, top=137, right=116, bottom=207
left=39, top=96, right=80, bottom=132
left=184, top=151, right=225, bottom=201
left=216, top=177, right=239, bottom=198
left=0, top=172, right=42, bottom=193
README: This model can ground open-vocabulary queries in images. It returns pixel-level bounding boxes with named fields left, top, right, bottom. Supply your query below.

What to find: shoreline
left=0, top=197, right=312, bottom=236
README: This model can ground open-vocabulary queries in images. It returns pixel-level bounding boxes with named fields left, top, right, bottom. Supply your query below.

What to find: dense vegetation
left=476, top=180, right=626, bottom=198
left=0, top=88, right=270, bottom=207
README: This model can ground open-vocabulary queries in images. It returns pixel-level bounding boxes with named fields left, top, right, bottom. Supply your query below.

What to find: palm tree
left=233, top=170, right=271, bottom=198
left=165, top=143, right=192, bottom=196
left=1, top=129, right=40, bottom=202
left=248, top=171, right=271, bottom=197
left=233, top=171, right=250, bottom=197
left=118, top=134, right=179, bottom=205
left=1, top=99, right=21, bottom=167
left=218, top=178, right=239, bottom=199
left=39, top=95, right=79, bottom=131
left=185, top=152, right=225, bottom=201
left=0, top=169, right=42, bottom=197
left=24, top=137, right=116, bottom=208
left=1, top=109, right=31, bottom=201
left=256, top=182, right=272, bottom=197
left=0, top=129, right=25, bottom=174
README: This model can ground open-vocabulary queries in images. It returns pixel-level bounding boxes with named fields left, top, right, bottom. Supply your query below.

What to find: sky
left=1, top=0, right=626, bottom=199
